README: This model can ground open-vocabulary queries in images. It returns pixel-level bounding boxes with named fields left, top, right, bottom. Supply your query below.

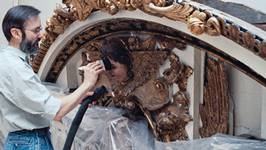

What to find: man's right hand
left=79, top=60, right=104, bottom=89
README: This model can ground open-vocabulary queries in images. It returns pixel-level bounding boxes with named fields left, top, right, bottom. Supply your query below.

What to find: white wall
left=0, top=1, right=16, bottom=45
left=228, top=66, right=264, bottom=137
left=261, top=86, right=266, bottom=138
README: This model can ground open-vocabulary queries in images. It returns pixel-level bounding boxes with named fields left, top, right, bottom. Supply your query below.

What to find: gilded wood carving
left=32, top=0, right=266, bottom=74
left=199, top=56, right=229, bottom=137
left=29, top=0, right=258, bottom=143
left=79, top=37, right=193, bottom=141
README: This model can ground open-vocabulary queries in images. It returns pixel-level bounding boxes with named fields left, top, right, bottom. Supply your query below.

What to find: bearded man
left=0, top=5, right=104, bottom=150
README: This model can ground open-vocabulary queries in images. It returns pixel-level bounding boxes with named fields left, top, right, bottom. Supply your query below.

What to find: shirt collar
left=5, top=45, right=27, bottom=62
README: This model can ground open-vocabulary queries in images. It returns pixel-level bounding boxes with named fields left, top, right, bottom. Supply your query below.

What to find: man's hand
left=54, top=61, right=104, bottom=121
left=79, top=60, right=104, bottom=89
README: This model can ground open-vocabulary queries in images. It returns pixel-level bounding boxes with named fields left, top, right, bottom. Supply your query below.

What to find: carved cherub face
left=132, top=77, right=170, bottom=111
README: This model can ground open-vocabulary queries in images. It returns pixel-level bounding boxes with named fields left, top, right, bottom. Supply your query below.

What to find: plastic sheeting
left=50, top=107, right=266, bottom=150
left=51, top=107, right=154, bottom=150
left=154, top=134, right=266, bottom=150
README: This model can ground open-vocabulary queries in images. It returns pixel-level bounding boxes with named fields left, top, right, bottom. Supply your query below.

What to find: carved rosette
left=187, top=10, right=221, bottom=36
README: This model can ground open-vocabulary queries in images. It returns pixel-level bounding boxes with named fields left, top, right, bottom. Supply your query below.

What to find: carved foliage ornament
left=78, top=35, right=192, bottom=141
left=32, top=0, right=266, bottom=73
left=60, top=0, right=261, bottom=40
left=83, top=51, right=193, bottom=142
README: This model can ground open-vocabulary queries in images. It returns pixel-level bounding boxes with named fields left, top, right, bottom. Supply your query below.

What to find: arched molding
left=36, top=9, right=266, bottom=86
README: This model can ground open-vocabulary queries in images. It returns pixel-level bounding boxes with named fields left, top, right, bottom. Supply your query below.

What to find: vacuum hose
left=63, top=86, right=107, bottom=150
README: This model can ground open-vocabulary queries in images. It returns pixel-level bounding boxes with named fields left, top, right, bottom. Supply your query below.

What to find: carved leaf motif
left=145, top=2, right=194, bottom=21
left=63, top=0, right=102, bottom=20
left=190, top=10, right=207, bottom=21
left=259, top=41, right=266, bottom=58
left=242, top=31, right=255, bottom=49
left=206, top=16, right=221, bottom=36
left=187, top=17, right=205, bottom=35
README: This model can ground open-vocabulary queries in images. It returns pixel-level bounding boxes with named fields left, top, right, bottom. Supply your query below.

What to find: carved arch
left=33, top=0, right=265, bottom=141
left=33, top=0, right=266, bottom=86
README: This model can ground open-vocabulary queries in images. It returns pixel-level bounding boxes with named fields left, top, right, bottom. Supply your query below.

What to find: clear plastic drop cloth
left=50, top=106, right=266, bottom=150
left=154, top=134, right=266, bottom=150
left=50, top=106, right=154, bottom=150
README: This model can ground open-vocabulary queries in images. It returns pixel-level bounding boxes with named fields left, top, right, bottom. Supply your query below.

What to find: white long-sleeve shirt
left=0, top=45, right=61, bottom=136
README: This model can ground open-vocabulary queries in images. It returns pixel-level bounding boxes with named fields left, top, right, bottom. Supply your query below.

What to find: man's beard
left=20, top=37, right=40, bottom=55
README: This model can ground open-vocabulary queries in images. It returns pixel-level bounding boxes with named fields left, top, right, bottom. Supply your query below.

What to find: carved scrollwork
left=144, top=2, right=194, bottom=21
left=32, top=0, right=266, bottom=73
left=187, top=10, right=206, bottom=35
left=63, top=0, right=102, bottom=20
left=163, top=52, right=193, bottom=91
left=206, top=16, right=221, bottom=36
left=188, top=17, right=205, bottom=35
left=61, top=0, right=199, bottom=24
left=187, top=10, right=221, bottom=36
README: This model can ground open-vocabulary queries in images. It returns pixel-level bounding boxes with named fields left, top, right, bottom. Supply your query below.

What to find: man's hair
left=2, top=5, right=40, bottom=41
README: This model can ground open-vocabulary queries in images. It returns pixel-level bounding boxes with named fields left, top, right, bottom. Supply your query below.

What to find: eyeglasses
left=24, top=27, right=42, bottom=34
